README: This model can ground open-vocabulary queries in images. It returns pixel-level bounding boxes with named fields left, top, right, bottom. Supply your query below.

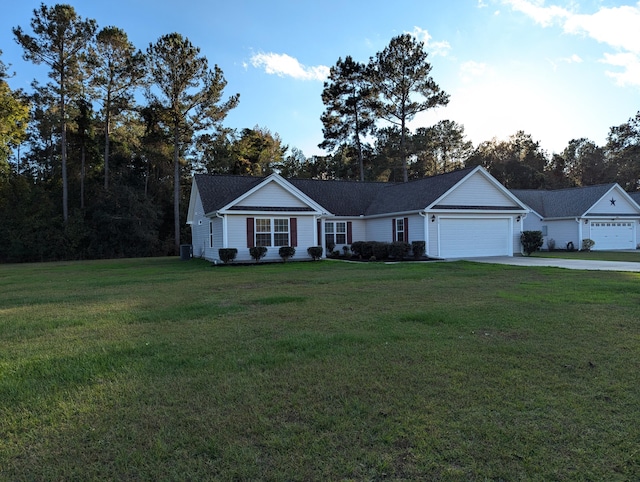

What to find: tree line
left=1, top=3, right=638, bottom=263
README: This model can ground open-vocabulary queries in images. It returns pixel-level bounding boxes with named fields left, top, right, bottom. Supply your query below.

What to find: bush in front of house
left=350, top=241, right=370, bottom=259
left=279, top=246, right=296, bottom=262
left=307, top=246, right=323, bottom=260
left=547, top=238, right=556, bottom=251
left=350, top=241, right=392, bottom=260
left=372, top=242, right=390, bottom=260
left=581, top=238, right=595, bottom=252
left=389, top=241, right=411, bottom=259
left=521, top=230, right=543, bottom=256
left=411, top=240, right=426, bottom=259
left=249, top=246, right=267, bottom=263
left=218, top=248, right=238, bottom=264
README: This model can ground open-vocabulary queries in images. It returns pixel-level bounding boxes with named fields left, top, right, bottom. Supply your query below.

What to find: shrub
left=278, top=246, right=296, bottom=262
left=249, top=246, right=267, bottom=263
left=547, top=238, right=556, bottom=251
left=371, top=242, right=390, bottom=260
left=307, top=246, right=323, bottom=260
left=411, top=240, right=426, bottom=259
left=521, top=230, right=543, bottom=256
left=389, top=242, right=411, bottom=259
left=342, top=245, right=351, bottom=257
left=326, top=241, right=335, bottom=254
left=581, top=238, right=595, bottom=252
left=351, top=241, right=371, bottom=259
left=566, top=241, right=575, bottom=252
left=218, top=248, right=238, bottom=264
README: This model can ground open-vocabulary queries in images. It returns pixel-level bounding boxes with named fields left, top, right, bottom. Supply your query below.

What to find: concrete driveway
left=462, top=256, right=640, bottom=272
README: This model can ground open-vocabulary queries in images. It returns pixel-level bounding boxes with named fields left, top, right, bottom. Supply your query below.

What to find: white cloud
left=407, top=26, right=452, bottom=57
left=602, top=52, right=640, bottom=87
left=460, top=61, right=489, bottom=82
left=250, top=52, right=329, bottom=81
left=504, top=0, right=640, bottom=87
left=503, top=0, right=570, bottom=27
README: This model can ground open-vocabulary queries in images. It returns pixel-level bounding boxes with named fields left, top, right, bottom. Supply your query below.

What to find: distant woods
left=1, top=3, right=639, bottom=262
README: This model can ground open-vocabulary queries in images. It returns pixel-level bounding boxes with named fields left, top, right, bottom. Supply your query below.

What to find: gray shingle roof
left=511, top=184, right=617, bottom=218
left=363, top=168, right=474, bottom=215
left=288, top=178, right=388, bottom=216
left=194, top=169, right=480, bottom=217
left=194, top=174, right=264, bottom=214
left=630, top=192, right=640, bottom=205
left=195, top=168, right=480, bottom=216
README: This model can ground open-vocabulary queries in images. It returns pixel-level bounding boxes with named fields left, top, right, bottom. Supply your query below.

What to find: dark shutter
left=317, top=220, right=322, bottom=246
left=404, top=217, right=409, bottom=242
left=347, top=221, right=353, bottom=244
left=392, top=218, right=396, bottom=242
left=246, top=217, right=255, bottom=248
left=290, top=218, right=298, bottom=247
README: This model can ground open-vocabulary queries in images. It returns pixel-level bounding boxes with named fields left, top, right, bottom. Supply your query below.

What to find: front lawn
left=1, top=258, right=639, bottom=480
left=533, top=250, right=640, bottom=262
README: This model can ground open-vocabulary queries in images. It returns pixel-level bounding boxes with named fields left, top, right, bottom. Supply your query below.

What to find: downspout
left=420, top=211, right=428, bottom=257
left=215, top=212, right=227, bottom=248
left=576, top=217, right=583, bottom=249
left=317, top=215, right=327, bottom=258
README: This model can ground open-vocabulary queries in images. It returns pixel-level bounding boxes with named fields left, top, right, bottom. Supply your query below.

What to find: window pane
left=325, top=222, right=334, bottom=234
left=256, top=219, right=271, bottom=232
left=336, top=234, right=346, bottom=244
left=274, top=218, right=288, bottom=232
left=274, top=233, right=289, bottom=246
left=325, top=233, right=334, bottom=247
left=336, top=222, right=346, bottom=234
left=396, top=218, right=404, bottom=231
left=256, top=234, right=271, bottom=247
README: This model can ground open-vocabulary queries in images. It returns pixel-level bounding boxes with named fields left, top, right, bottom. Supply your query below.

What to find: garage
left=439, top=217, right=512, bottom=258
left=589, top=221, right=635, bottom=250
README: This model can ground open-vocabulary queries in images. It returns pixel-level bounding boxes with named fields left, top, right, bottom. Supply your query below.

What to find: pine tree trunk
left=174, top=126, right=180, bottom=255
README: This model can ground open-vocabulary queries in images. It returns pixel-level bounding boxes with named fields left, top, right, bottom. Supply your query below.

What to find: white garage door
left=440, top=218, right=511, bottom=258
left=590, top=221, right=634, bottom=250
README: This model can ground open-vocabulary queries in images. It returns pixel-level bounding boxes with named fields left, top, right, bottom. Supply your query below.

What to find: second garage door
left=589, top=221, right=634, bottom=250
left=439, top=217, right=511, bottom=258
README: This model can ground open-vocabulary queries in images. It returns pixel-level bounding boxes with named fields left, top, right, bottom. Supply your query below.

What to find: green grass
left=532, top=250, right=640, bottom=262
left=1, top=257, right=639, bottom=480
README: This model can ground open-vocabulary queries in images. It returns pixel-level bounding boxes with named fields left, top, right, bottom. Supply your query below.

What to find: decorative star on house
left=610, top=197, right=616, bottom=206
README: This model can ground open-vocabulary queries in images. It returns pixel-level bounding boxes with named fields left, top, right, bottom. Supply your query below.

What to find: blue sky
left=1, top=0, right=639, bottom=158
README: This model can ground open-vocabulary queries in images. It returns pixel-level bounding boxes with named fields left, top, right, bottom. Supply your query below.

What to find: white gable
left=587, top=186, right=640, bottom=215
left=437, top=170, right=521, bottom=208
left=237, top=181, right=308, bottom=208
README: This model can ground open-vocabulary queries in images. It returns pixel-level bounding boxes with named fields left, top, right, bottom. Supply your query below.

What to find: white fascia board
left=425, top=166, right=530, bottom=211
left=583, top=184, right=640, bottom=217
left=363, top=210, right=422, bottom=220
left=218, top=173, right=328, bottom=214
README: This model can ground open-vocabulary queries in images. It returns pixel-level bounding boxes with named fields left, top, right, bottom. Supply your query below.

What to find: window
left=209, top=222, right=214, bottom=248
left=274, top=218, right=289, bottom=246
left=255, top=218, right=289, bottom=247
left=325, top=221, right=347, bottom=246
left=395, top=218, right=405, bottom=242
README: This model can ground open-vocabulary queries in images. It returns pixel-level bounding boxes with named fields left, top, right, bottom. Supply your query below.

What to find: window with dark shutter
left=246, top=217, right=255, bottom=248
left=290, top=218, right=298, bottom=247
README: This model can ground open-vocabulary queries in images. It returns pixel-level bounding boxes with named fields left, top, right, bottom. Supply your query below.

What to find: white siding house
left=187, top=166, right=530, bottom=262
left=512, top=184, right=640, bottom=251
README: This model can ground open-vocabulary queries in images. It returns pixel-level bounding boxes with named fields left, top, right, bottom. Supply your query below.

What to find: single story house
left=511, top=184, right=640, bottom=251
left=187, top=166, right=530, bottom=262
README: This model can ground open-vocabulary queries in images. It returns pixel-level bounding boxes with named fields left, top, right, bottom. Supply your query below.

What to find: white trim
left=218, top=173, right=328, bottom=215
left=426, top=166, right=530, bottom=212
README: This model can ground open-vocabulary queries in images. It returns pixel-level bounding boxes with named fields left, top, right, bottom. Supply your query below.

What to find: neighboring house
left=187, top=166, right=529, bottom=262
left=511, top=184, right=640, bottom=251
